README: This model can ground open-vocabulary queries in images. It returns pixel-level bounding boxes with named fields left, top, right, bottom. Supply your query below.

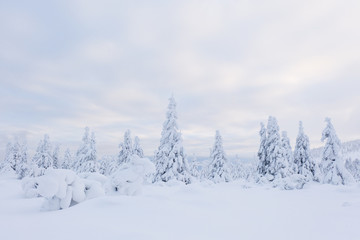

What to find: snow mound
left=22, top=169, right=105, bottom=210
left=272, top=174, right=307, bottom=190
left=108, top=155, right=155, bottom=195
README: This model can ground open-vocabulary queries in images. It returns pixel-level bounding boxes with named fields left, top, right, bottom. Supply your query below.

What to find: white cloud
left=1, top=0, right=360, bottom=160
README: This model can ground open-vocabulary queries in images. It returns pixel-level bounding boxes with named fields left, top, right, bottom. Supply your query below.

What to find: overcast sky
left=1, top=0, right=360, bottom=160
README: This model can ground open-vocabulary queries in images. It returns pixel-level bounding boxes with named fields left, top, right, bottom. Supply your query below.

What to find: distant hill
left=311, top=139, right=360, bottom=162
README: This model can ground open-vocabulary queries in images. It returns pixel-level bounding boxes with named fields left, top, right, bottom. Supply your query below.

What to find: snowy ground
left=1, top=175, right=360, bottom=240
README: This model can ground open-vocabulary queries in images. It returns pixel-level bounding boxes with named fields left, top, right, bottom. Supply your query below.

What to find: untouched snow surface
left=1, top=175, right=360, bottom=240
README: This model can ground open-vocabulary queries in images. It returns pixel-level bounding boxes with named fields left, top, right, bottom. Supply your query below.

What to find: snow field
left=1, top=175, right=360, bottom=240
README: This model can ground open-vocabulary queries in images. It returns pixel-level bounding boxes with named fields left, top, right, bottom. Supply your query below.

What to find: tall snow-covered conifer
left=207, top=130, right=231, bottom=183
left=294, top=121, right=318, bottom=181
left=52, top=144, right=60, bottom=169
left=257, top=122, right=267, bottom=175
left=189, top=154, right=201, bottom=179
left=16, top=142, right=30, bottom=179
left=32, top=135, right=53, bottom=175
left=62, top=148, right=72, bottom=169
left=264, top=116, right=288, bottom=180
left=153, top=96, right=191, bottom=184
left=75, top=127, right=97, bottom=173
left=281, top=131, right=294, bottom=175
left=99, top=155, right=117, bottom=176
left=320, top=118, right=354, bottom=185
left=118, top=129, right=134, bottom=165
left=1, top=142, right=14, bottom=173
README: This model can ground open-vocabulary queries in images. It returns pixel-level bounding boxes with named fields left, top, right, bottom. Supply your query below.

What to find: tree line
left=0, top=96, right=357, bottom=187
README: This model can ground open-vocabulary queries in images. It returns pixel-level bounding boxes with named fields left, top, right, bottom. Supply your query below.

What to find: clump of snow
left=272, top=174, right=307, bottom=190
left=79, top=172, right=108, bottom=187
left=22, top=169, right=105, bottom=210
left=108, top=155, right=155, bottom=195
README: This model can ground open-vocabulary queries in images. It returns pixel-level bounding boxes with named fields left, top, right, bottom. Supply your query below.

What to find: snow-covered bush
left=188, top=154, right=202, bottom=179
left=108, top=155, right=155, bottom=196
left=22, top=169, right=105, bottom=211
left=231, top=159, right=257, bottom=182
left=272, top=174, right=307, bottom=190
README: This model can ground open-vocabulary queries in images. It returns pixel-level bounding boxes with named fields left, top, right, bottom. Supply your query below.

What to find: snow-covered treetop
left=281, top=131, right=289, bottom=142
left=123, top=130, right=133, bottom=151
left=299, top=121, right=304, bottom=135
left=321, top=118, right=340, bottom=143
left=83, top=127, right=90, bottom=143
left=267, top=116, right=280, bottom=139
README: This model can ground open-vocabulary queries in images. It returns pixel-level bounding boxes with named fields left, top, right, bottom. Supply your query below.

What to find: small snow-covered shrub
left=108, top=155, right=155, bottom=195
left=272, top=174, right=307, bottom=190
left=22, top=169, right=105, bottom=210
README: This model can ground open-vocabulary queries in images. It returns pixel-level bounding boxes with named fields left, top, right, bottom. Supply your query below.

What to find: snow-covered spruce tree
left=62, top=148, right=72, bottom=169
left=52, top=144, right=60, bottom=169
left=75, top=127, right=97, bottom=173
left=16, top=142, right=31, bottom=179
left=153, top=96, right=191, bottom=184
left=99, top=155, right=118, bottom=176
left=257, top=122, right=267, bottom=175
left=281, top=131, right=295, bottom=175
left=264, top=116, right=288, bottom=180
left=118, top=129, right=134, bottom=165
left=133, top=136, right=144, bottom=158
left=32, top=134, right=53, bottom=175
left=293, top=121, right=318, bottom=181
left=188, top=154, right=201, bottom=179
left=320, top=118, right=354, bottom=185
left=232, top=158, right=257, bottom=182
left=0, top=142, right=14, bottom=173
left=207, top=130, right=232, bottom=183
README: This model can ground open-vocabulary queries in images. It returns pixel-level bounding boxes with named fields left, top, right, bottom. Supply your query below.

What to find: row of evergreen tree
left=257, top=116, right=353, bottom=185
left=0, top=96, right=356, bottom=186
left=0, top=127, right=145, bottom=179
